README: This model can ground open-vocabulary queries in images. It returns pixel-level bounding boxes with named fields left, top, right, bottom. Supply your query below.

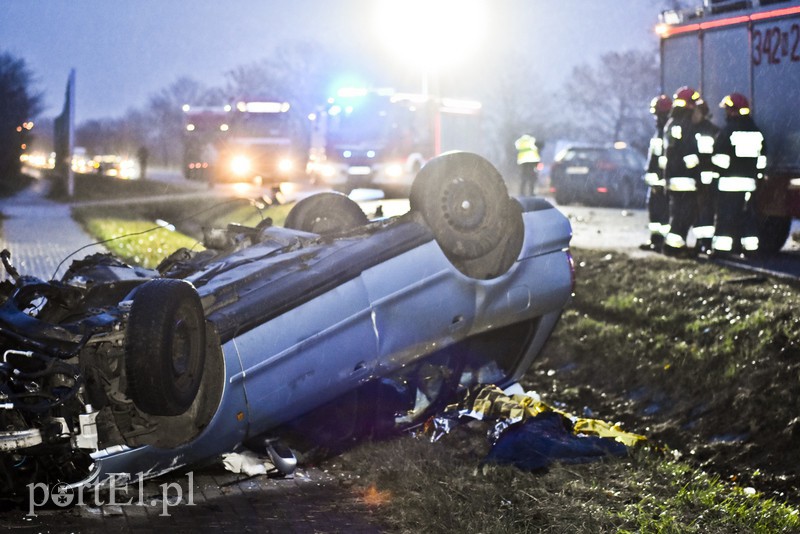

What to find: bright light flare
left=374, top=0, right=487, bottom=71
left=278, top=159, right=294, bottom=173
left=385, top=163, right=404, bottom=178
left=230, top=155, right=252, bottom=176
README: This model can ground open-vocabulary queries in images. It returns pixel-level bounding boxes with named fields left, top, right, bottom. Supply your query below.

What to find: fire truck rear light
left=385, top=164, right=404, bottom=178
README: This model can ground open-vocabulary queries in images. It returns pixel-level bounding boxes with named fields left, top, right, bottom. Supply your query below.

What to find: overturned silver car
left=0, top=152, right=573, bottom=497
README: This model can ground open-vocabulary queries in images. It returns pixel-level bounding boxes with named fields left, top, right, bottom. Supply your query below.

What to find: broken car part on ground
left=0, top=152, right=574, bottom=499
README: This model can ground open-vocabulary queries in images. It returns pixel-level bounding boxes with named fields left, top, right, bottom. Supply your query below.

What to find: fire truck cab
left=306, top=88, right=482, bottom=198
left=182, top=101, right=303, bottom=186
left=658, top=0, right=800, bottom=252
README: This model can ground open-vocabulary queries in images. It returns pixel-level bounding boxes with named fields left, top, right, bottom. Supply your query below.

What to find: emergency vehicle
left=658, top=0, right=800, bottom=252
left=182, top=101, right=303, bottom=186
left=306, top=88, right=482, bottom=197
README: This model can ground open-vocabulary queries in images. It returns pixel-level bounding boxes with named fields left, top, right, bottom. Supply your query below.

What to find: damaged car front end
left=0, top=152, right=574, bottom=499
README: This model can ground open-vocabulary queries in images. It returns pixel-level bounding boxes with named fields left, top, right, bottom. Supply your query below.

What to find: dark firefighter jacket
left=663, top=108, right=700, bottom=192
left=711, top=115, right=767, bottom=193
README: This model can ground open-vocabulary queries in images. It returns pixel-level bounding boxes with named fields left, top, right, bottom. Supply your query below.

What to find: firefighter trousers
left=647, top=186, right=669, bottom=244
left=713, top=190, right=759, bottom=253
left=518, top=162, right=538, bottom=197
left=665, top=191, right=697, bottom=251
left=694, top=183, right=717, bottom=251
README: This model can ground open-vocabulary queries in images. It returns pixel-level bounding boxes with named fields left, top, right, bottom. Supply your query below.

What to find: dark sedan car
left=549, top=144, right=647, bottom=208
left=0, top=152, right=574, bottom=499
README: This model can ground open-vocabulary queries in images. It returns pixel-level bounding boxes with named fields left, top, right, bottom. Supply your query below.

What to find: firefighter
left=691, top=100, right=720, bottom=255
left=663, top=86, right=702, bottom=257
left=640, top=95, right=672, bottom=252
left=710, top=93, right=767, bottom=257
left=515, top=134, right=541, bottom=196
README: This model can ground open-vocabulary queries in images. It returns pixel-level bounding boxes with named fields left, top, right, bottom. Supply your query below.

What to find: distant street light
left=374, top=0, right=486, bottom=153
left=374, top=0, right=487, bottom=94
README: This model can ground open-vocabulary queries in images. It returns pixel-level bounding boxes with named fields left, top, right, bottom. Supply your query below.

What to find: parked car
left=549, top=144, right=647, bottom=208
left=0, top=152, right=574, bottom=498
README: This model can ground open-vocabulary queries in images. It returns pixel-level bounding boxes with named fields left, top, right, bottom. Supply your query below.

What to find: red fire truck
left=658, top=0, right=800, bottom=252
left=306, top=88, right=482, bottom=197
left=182, top=101, right=303, bottom=186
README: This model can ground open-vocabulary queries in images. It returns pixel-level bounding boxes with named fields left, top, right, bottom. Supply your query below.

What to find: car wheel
left=125, top=279, right=206, bottom=416
left=410, top=152, right=516, bottom=260
left=284, top=192, right=368, bottom=234
left=757, top=215, right=791, bottom=254
left=554, top=188, right=573, bottom=206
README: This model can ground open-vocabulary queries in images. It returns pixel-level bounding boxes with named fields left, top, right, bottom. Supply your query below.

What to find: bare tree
left=481, top=52, right=556, bottom=178
left=558, top=49, right=660, bottom=154
left=0, top=51, right=42, bottom=183
left=224, top=40, right=338, bottom=154
left=143, top=77, right=219, bottom=167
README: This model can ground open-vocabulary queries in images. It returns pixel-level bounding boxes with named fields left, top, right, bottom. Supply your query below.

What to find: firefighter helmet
left=720, top=92, right=751, bottom=115
left=650, top=95, right=672, bottom=115
left=672, top=86, right=701, bottom=108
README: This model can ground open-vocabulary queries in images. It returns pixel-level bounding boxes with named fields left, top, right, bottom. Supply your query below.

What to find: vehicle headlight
left=320, top=164, right=337, bottom=178
left=230, top=155, right=252, bottom=176
left=385, top=163, right=404, bottom=178
left=278, top=158, right=294, bottom=173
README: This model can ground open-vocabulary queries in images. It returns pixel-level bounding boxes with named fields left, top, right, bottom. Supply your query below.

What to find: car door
left=361, top=241, right=477, bottom=373
left=230, top=276, right=377, bottom=434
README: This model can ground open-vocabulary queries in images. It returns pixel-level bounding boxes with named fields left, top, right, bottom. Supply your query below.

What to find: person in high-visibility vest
left=515, top=134, right=541, bottom=196
left=710, top=93, right=767, bottom=257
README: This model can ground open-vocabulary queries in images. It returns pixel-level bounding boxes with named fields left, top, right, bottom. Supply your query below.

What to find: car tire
left=410, top=152, right=514, bottom=260
left=757, top=215, right=791, bottom=254
left=125, top=279, right=206, bottom=416
left=554, top=188, right=573, bottom=206
left=285, top=192, right=368, bottom=234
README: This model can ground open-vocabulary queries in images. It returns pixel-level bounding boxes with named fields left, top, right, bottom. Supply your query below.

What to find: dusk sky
left=2, top=1, right=672, bottom=121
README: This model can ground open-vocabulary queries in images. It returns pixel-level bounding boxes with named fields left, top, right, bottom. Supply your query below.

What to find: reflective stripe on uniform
left=670, top=124, right=682, bottom=139
left=668, top=177, right=697, bottom=192
left=658, top=155, right=667, bottom=169
left=713, top=235, right=734, bottom=252
left=718, top=176, right=756, bottom=192
left=665, top=232, right=686, bottom=249
left=683, top=154, right=700, bottom=169
left=648, top=222, right=672, bottom=236
left=700, top=171, right=716, bottom=184
left=645, top=172, right=665, bottom=187
left=696, top=134, right=715, bottom=154
left=731, top=131, right=764, bottom=158
left=742, top=236, right=760, bottom=251
left=757, top=155, right=767, bottom=169
left=650, top=137, right=664, bottom=156
left=693, top=225, right=715, bottom=239
left=711, top=153, right=731, bottom=169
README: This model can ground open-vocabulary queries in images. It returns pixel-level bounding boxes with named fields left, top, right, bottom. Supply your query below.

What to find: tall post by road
left=54, top=69, right=75, bottom=197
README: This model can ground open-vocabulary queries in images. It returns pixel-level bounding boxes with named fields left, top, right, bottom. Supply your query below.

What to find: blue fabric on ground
left=483, top=411, right=630, bottom=471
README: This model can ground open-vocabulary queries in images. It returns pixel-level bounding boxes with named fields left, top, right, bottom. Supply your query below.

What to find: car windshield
left=562, top=149, right=607, bottom=163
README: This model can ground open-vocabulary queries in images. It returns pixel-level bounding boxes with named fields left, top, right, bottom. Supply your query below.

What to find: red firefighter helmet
left=672, top=86, right=701, bottom=108
left=650, top=95, right=672, bottom=115
left=720, top=92, right=751, bottom=115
